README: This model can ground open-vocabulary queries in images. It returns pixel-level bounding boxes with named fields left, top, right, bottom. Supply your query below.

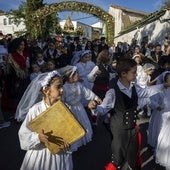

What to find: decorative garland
left=31, top=1, right=115, bottom=44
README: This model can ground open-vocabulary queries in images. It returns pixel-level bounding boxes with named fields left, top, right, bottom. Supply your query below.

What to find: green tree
left=25, top=0, right=58, bottom=40
left=25, top=0, right=43, bottom=38
left=9, top=0, right=58, bottom=40
left=9, top=2, right=26, bottom=26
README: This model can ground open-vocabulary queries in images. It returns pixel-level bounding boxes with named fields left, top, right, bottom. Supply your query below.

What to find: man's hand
left=96, top=98, right=102, bottom=104
left=38, top=129, right=70, bottom=152
left=38, top=129, right=49, bottom=146
left=94, top=70, right=101, bottom=76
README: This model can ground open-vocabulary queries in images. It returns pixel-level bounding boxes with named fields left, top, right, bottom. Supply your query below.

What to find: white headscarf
left=81, top=50, right=91, bottom=58
left=143, top=63, right=155, bottom=71
left=15, top=70, right=61, bottom=122
left=57, top=65, right=77, bottom=78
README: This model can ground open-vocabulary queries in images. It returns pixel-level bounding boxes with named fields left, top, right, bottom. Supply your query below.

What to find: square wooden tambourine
left=29, top=100, right=86, bottom=154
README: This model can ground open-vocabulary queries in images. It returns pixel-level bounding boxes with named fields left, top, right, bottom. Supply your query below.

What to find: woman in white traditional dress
left=155, top=72, right=170, bottom=169
left=59, top=65, right=101, bottom=151
left=76, top=50, right=96, bottom=106
left=18, top=71, right=73, bottom=170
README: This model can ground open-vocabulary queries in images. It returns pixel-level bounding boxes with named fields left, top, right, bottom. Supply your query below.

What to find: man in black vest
left=88, top=58, right=150, bottom=170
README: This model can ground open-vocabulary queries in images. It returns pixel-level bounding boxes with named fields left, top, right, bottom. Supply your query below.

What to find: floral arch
left=32, top=1, right=115, bottom=44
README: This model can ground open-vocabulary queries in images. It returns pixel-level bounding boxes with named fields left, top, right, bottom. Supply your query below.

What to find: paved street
left=0, top=113, right=165, bottom=170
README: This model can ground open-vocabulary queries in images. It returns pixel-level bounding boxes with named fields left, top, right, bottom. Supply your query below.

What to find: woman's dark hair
left=116, top=58, right=137, bottom=77
left=8, top=37, right=26, bottom=53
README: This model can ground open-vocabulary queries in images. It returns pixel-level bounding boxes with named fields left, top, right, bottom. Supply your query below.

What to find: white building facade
left=113, top=9, right=170, bottom=45
left=109, top=5, right=148, bottom=37
left=0, top=12, right=26, bottom=36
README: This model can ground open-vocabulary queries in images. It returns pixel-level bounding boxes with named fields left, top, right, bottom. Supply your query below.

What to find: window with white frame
left=8, top=18, right=12, bottom=25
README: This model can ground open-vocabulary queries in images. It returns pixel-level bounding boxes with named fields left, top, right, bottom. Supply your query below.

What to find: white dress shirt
left=97, top=79, right=151, bottom=115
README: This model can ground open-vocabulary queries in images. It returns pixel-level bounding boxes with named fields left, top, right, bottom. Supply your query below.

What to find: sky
left=0, top=0, right=164, bottom=25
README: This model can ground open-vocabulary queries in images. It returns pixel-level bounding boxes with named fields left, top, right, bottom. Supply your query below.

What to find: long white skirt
left=156, top=111, right=170, bottom=169
left=20, top=148, right=73, bottom=170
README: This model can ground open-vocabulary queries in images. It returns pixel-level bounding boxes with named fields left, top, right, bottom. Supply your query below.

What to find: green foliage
left=8, top=2, right=26, bottom=26
left=9, top=0, right=58, bottom=40
left=55, top=25, right=63, bottom=35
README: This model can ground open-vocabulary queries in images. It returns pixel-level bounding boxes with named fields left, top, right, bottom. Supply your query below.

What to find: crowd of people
left=0, top=34, right=170, bottom=170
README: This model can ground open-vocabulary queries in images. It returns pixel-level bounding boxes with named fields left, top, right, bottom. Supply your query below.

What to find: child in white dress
left=76, top=50, right=95, bottom=106
left=132, top=54, right=145, bottom=87
left=76, top=50, right=95, bottom=90
left=59, top=65, right=101, bottom=151
left=156, top=72, right=170, bottom=169
left=138, top=63, right=155, bottom=88
left=147, top=72, right=170, bottom=152
left=147, top=86, right=164, bottom=151
left=138, top=63, right=156, bottom=117
left=18, top=71, right=73, bottom=170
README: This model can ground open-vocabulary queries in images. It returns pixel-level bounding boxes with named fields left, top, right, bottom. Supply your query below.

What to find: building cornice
left=110, top=4, right=149, bottom=16
left=115, top=8, right=167, bottom=37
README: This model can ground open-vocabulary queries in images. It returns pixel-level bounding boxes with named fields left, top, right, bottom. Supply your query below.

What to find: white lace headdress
left=15, top=70, right=61, bottom=122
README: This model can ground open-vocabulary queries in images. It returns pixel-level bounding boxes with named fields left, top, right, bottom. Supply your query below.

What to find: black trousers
left=110, top=118, right=138, bottom=169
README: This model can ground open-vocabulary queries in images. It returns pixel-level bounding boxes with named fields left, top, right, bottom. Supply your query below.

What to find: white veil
left=15, top=71, right=60, bottom=122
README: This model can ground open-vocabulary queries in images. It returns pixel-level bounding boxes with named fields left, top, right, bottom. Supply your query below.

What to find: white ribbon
left=69, top=66, right=77, bottom=78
